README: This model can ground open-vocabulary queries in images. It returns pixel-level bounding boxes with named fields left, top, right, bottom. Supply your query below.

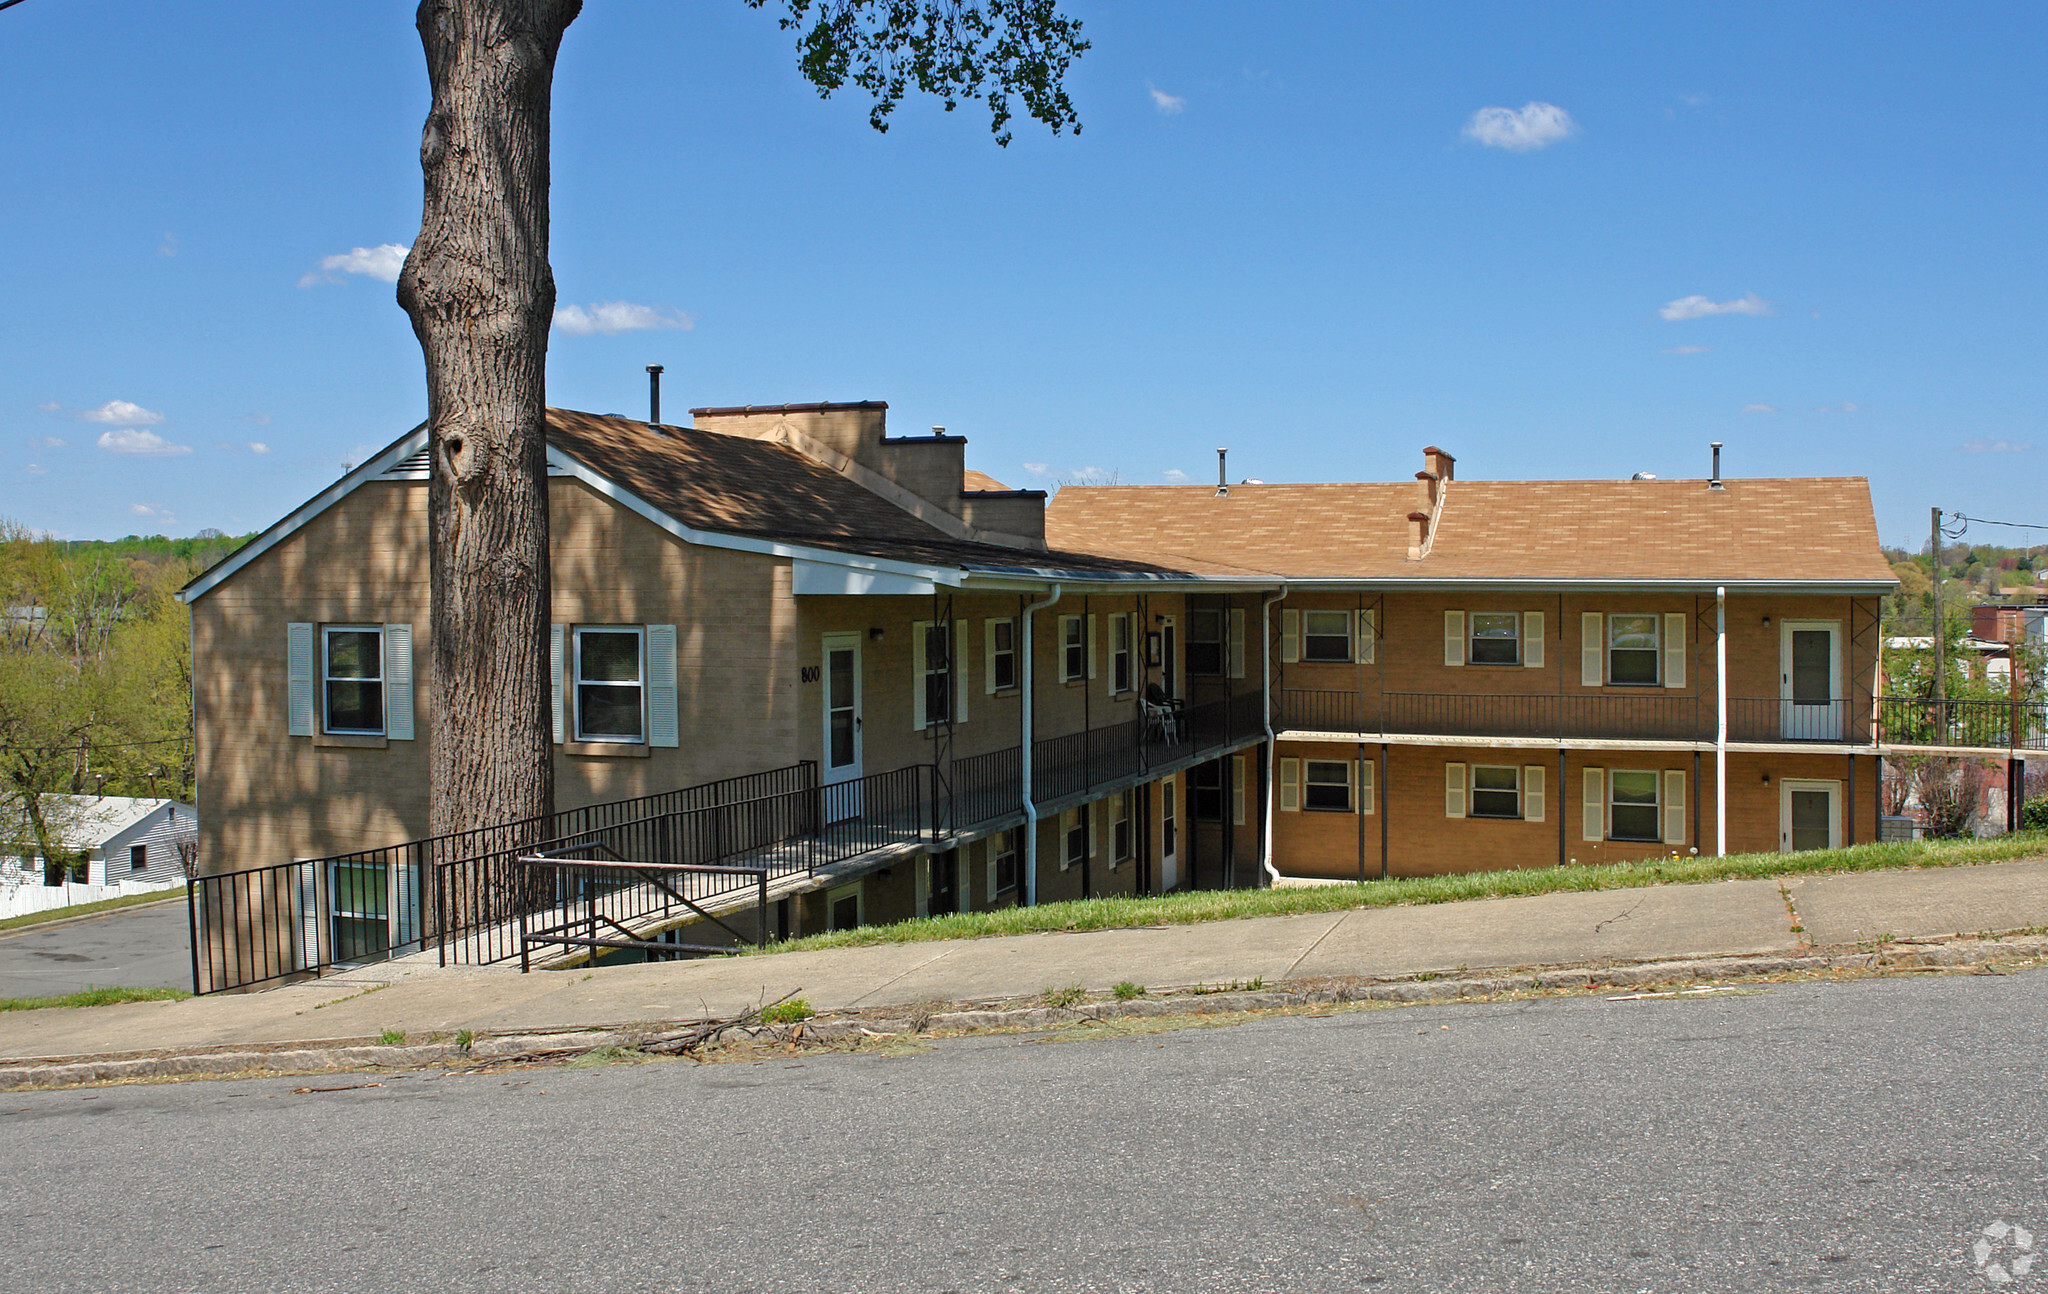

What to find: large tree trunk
left=398, top=0, right=579, bottom=844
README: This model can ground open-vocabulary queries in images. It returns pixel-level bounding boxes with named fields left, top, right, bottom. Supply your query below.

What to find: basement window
left=1303, top=759, right=1353, bottom=812
left=1470, top=765, right=1521, bottom=819
left=1610, top=771, right=1661, bottom=841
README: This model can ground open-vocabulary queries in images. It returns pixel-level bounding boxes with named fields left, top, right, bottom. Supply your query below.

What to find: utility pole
left=1930, top=506, right=1946, bottom=706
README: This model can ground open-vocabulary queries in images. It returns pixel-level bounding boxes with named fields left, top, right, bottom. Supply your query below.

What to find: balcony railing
left=1277, top=690, right=1892, bottom=746
left=1877, top=696, right=2048, bottom=751
left=1032, top=692, right=1265, bottom=804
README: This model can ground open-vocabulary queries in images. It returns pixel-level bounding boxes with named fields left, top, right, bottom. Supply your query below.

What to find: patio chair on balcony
left=1142, top=684, right=1185, bottom=745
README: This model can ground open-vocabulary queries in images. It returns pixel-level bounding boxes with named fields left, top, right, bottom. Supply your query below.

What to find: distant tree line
left=0, top=522, right=249, bottom=884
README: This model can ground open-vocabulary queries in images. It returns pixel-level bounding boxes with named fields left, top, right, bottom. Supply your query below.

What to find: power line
left=1951, top=512, right=2048, bottom=535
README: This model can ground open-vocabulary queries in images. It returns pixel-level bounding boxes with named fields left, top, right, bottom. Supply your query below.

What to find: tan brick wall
left=1273, top=740, right=1881, bottom=879
left=193, top=478, right=800, bottom=874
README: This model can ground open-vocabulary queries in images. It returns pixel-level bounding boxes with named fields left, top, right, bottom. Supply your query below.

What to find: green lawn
left=0, top=986, right=192, bottom=1012
left=0, top=889, right=185, bottom=934
left=755, top=831, right=2048, bottom=956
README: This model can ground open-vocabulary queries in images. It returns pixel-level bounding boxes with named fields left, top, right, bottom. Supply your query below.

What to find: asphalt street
left=4, top=969, right=2045, bottom=1293
left=0, top=899, right=191, bottom=998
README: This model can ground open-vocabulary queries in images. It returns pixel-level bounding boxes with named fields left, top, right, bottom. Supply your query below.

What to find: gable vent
left=380, top=447, right=431, bottom=479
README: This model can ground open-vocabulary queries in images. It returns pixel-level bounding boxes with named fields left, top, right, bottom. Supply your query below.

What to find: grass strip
left=0, top=890, right=184, bottom=934
left=0, top=986, right=193, bottom=1012
left=752, top=831, right=2048, bottom=956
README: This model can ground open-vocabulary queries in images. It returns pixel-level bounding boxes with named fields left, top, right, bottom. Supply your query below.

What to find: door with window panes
left=822, top=633, right=863, bottom=820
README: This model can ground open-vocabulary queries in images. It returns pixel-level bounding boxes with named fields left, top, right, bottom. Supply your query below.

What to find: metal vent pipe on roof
left=1216, top=448, right=1229, bottom=497
left=646, top=365, right=664, bottom=425
left=1710, top=441, right=1724, bottom=489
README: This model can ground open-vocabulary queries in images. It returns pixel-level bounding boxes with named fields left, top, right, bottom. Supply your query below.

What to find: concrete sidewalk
left=3, top=856, right=2045, bottom=1065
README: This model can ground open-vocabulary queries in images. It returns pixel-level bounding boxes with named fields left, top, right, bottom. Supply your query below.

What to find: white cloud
left=38, top=436, right=65, bottom=449
left=1661, top=345, right=1711, bottom=356
left=1660, top=292, right=1772, bottom=321
left=1463, top=101, right=1576, bottom=151
left=551, top=301, right=694, bottom=337
left=130, top=503, right=175, bottom=524
left=23, top=463, right=46, bottom=476
left=1021, top=462, right=1052, bottom=478
left=98, top=428, right=193, bottom=456
left=1961, top=437, right=2031, bottom=453
left=298, top=243, right=410, bottom=288
left=80, top=399, right=164, bottom=426
left=1161, top=468, right=1191, bottom=483
left=36, top=401, right=60, bottom=413
left=1741, top=403, right=1777, bottom=415
left=158, top=232, right=179, bottom=258
left=243, top=411, right=272, bottom=425
left=1147, top=83, right=1185, bottom=115
left=250, top=441, right=270, bottom=454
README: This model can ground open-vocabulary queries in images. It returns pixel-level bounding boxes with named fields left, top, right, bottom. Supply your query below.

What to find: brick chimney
left=1415, top=470, right=1439, bottom=510
left=1423, top=445, right=1455, bottom=483
left=1407, top=510, right=1431, bottom=559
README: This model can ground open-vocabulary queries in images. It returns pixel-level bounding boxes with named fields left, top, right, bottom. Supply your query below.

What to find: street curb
left=5, top=933, right=2043, bottom=1091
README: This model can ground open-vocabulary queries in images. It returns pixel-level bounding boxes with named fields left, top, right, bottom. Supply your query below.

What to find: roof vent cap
left=1631, top=472, right=1658, bottom=480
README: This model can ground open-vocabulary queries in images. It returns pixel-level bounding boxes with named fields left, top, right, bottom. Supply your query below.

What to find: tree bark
left=398, top=0, right=579, bottom=843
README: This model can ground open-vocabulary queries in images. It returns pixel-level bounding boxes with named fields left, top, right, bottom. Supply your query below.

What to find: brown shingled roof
left=1045, top=477, right=1895, bottom=585
left=962, top=469, right=1011, bottom=493
left=545, top=409, right=1175, bottom=577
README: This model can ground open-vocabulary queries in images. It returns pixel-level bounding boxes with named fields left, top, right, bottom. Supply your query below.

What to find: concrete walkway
left=3, top=857, right=2044, bottom=1064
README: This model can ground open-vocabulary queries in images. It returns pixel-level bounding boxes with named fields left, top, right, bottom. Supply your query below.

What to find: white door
left=1780, top=779, right=1841, bottom=852
left=822, top=633, right=862, bottom=820
left=1159, top=775, right=1179, bottom=890
left=1779, top=621, right=1842, bottom=740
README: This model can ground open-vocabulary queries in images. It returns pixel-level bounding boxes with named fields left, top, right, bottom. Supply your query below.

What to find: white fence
left=0, top=876, right=185, bottom=921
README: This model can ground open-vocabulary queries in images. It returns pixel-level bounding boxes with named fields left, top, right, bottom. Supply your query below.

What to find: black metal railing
left=1878, top=696, right=2048, bottom=751
left=190, top=689, right=1272, bottom=994
left=1276, top=689, right=1903, bottom=746
left=515, top=846, right=771, bottom=970
left=188, top=761, right=821, bottom=993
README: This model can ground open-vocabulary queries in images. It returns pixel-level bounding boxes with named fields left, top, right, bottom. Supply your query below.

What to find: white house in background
left=0, top=796, right=197, bottom=887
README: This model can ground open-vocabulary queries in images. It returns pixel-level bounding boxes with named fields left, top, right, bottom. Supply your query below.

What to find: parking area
left=0, top=899, right=192, bottom=999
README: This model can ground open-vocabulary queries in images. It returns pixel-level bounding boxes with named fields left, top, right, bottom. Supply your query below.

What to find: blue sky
left=4, top=2, right=2043, bottom=548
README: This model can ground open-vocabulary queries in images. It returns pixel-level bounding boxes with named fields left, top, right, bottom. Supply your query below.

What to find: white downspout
left=1716, top=585, right=1727, bottom=857
left=1260, top=583, right=1290, bottom=886
left=1020, top=583, right=1063, bottom=906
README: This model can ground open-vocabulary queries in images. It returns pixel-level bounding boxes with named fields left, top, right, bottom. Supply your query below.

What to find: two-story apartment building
left=1045, top=448, right=1899, bottom=878
left=184, top=401, right=1948, bottom=993
left=181, top=402, right=1270, bottom=988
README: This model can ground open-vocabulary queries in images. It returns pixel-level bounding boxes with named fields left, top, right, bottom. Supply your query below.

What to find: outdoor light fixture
left=869, top=627, right=884, bottom=641
left=1762, top=616, right=1773, bottom=626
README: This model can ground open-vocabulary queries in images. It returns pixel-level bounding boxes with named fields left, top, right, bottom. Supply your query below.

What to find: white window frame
left=825, top=882, right=863, bottom=931
left=573, top=625, right=646, bottom=744
left=1469, top=764, right=1522, bottom=819
left=1062, top=807, right=1089, bottom=869
left=1467, top=613, right=1521, bottom=667
left=986, top=618, right=1018, bottom=694
left=1111, top=789, right=1133, bottom=863
left=991, top=828, right=1019, bottom=897
left=1110, top=614, right=1135, bottom=695
left=1607, top=614, right=1661, bottom=687
left=1300, top=609, right=1353, bottom=663
left=1302, top=759, right=1354, bottom=813
left=1609, top=769, right=1662, bottom=842
left=322, top=625, right=386, bottom=736
left=1059, top=615, right=1086, bottom=683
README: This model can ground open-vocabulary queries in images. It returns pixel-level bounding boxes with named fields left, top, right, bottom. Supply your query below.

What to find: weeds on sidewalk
left=0, top=986, right=191, bottom=1012
left=753, top=831, right=2048, bottom=957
